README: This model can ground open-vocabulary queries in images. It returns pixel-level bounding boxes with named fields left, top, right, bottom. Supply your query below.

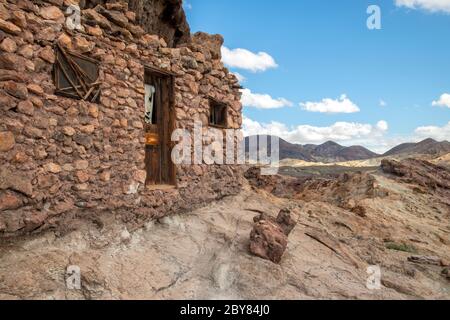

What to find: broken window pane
left=53, top=44, right=101, bottom=102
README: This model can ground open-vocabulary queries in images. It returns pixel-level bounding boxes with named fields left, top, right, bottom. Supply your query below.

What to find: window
left=53, top=44, right=101, bottom=102
left=209, top=99, right=228, bottom=128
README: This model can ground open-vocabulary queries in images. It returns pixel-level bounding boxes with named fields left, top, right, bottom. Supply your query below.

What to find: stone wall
left=80, top=0, right=191, bottom=47
left=0, top=0, right=243, bottom=236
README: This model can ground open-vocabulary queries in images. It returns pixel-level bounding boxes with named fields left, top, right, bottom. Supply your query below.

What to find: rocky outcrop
left=249, top=209, right=297, bottom=264
left=381, top=159, right=450, bottom=190
left=80, top=0, right=191, bottom=47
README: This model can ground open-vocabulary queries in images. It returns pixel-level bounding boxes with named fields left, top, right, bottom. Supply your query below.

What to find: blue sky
left=185, top=0, right=450, bottom=153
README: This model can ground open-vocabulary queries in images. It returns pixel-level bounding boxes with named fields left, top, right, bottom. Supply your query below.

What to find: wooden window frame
left=53, top=44, right=101, bottom=102
left=209, top=98, right=228, bottom=129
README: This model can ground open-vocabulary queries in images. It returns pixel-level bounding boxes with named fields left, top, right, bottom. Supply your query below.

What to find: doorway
left=143, top=67, right=176, bottom=187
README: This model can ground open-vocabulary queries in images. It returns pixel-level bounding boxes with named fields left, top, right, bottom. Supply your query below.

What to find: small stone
left=39, top=6, right=64, bottom=21
left=132, top=121, right=143, bottom=129
left=13, top=151, right=28, bottom=163
left=0, top=191, right=23, bottom=211
left=125, top=11, right=136, bottom=22
left=88, top=105, right=99, bottom=118
left=0, top=94, right=17, bottom=111
left=86, top=25, right=102, bottom=37
left=18, top=44, right=34, bottom=58
left=75, top=171, right=90, bottom=183
left=63, top=126, right=76, bottom=136
left=10, top=11, right=27, bottom=28
left=120, top=118, right=128, bottom=128
left=3, top=81, right=28, bottom=100
left=24, top=127, right=44, bottom=139
left=120, top=229, right=131, bottom=244
left=27, top=84, right=44, bottom=95
left=0, top=38, right=17, bottom=53
left=45, top=163, right=62, bottom=174
left=74, top=36, right=94, bottom=53
left=99, top=171, right=111, bottom=182
left=39, top=46, right=55, bottom=63
left=62, top=164, right=74, bottom=172
left=0, top=18, right=22, bottom=35
left=17, top=100, right=34, bottom=116
left=57, top=33, right=72, bottom=49
left=74, top=183, right=89, bottom=191
left=74, top=160, right=89, bottom=170
left=80, top=125, right=95, bottom=134
left=0, top=131, right=15, bottom=152
left=83, top=9, right=112, bottom=30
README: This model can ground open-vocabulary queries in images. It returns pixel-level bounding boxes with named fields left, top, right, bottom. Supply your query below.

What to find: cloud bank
left=300, top=94, right=360, bottom=114
left=221, top=47, right=278, bottom=72
left=432, top=93, right=450, bottom=108
left=395, top=0, right=450, bottom=13
left=240, top=89, right=293, bottom=109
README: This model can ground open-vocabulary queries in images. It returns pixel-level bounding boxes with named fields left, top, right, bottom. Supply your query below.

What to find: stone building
left=0, top=0, right=243, bottom=235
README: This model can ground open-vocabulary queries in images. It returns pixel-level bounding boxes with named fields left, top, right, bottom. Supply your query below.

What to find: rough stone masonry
left=0, top=0, right=243, bottom=236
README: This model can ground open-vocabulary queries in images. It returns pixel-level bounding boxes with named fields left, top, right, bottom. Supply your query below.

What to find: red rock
left=44, top=163, right=62, bottom=174
left=0, top=191, right=23, bottom=211
left=17, top=44, right=34, bottom=58
left=39, top=6, right=64, bottom=21
left=0, top=131, right=15, bottom=152
left=0, top=167, right=33, bottom=196
left=39, top=46, right=55, bottom=63
left=0, top=18, right=21, bottom=35
left=27, top=84, right=44, bottom=95
left=0, top=94, right=17, bottom=111
left=76, top=171, right=90, bottom=183
left=83, top=9, right=112, bottom=30
left=0, top=37, right=17, bottom=53
left=17, top=100, right=34, bottom=116
left=3, top=81, right=28, bottom=99
left=249, top=219, right=288, bottom=264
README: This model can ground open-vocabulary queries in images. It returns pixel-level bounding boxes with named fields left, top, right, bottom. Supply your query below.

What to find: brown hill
left=245, top=136, right=379, bottom=163
left=383, top=139, right=450, bottom=157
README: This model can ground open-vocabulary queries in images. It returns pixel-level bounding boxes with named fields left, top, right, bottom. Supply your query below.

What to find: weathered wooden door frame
left=144, top=66, right=177, bottom=187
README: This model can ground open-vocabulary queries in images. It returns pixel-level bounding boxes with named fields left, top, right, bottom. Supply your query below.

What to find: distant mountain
left=244, top=136, right=379, bottom=163
left=383, top=138, right=450, bottom=157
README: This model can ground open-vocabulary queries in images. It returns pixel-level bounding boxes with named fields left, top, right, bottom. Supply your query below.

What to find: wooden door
left=144, top=72, right=175, bottom=186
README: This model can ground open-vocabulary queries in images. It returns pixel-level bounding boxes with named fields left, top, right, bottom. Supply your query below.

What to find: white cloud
left=300, top=94, right=360, bottom=114
left=221, top=47, right=278, bottom=72
left=395, top=0, right=450, bottom=13
left=376, top=120, right=389, bottom=131
left=240, top=88, right=293, bottom=109
left=415, top=121, right=450, bottom=141
left=432, top=93, right=450, bottom=108
left=243, top=117, right=388, bottom=147
left=231, top=72, right=246, bottom=83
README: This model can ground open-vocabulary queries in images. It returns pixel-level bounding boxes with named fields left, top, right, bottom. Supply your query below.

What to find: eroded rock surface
left=1, top=161, right=449, bottom=299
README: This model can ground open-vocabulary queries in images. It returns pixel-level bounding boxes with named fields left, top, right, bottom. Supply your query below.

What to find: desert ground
left=0, top=155, right=449, bottom=300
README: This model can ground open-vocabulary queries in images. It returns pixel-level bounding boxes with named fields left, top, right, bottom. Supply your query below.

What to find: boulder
left=249, top=209, right=298, bottom=263
left=249, top=219, right=287, bottom=264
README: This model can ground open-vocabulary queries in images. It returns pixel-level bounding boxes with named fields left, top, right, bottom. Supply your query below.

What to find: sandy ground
left=0, top=165, right=449, bottom=300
